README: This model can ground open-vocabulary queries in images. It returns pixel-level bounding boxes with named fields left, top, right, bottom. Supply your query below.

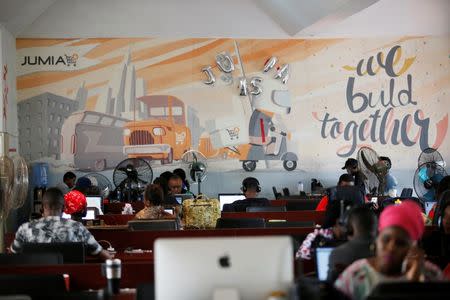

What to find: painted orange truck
left=123, top=96, right=191, bottom=164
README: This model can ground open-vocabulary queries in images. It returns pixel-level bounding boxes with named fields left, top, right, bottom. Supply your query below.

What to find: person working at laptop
left=10, top=188, right=112, bottom=260
left=342, top=158, right=366, bottom=196
left=327, top=206, right=377, bottom=282
left=222, top=177, right=270, bottom=212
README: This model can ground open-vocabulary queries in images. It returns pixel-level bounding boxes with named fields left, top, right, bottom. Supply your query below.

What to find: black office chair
left=0, top=274, right=66, bottom=299
left=128, top=219, right=178, bottom=231
left=283, top=187, right=290, bottom=196
left=367, top=282, right=450, bottom=300
left=400, top=188, right=414, bottom=197
left=0, top=253, right=63, bottom=265
left=286, top=199, right=321, bottom=211
left=272, top=187, right=282, bottom=199
left=265, top=220, right=314, bottom=228
left=136, top=283, right=155, bottom=300
left=246, top=206, right=287, bottom=212
left=215, top=218, right=266, bottom=229
left=22, top=242, right=85, bottom=264
left=380, top=196, right=425, bottom=212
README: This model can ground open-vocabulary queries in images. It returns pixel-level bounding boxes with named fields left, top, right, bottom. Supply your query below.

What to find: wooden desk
left=89, top=227, right=313, bottom=251
left=0, top=262, right=153, bottom=290
left=98, top=214, right=135, bottom=225
left=221, top=210, right=325, bottom=224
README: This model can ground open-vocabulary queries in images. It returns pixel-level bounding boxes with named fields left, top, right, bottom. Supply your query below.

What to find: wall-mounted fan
left=181, top=150, right=208, bottom=195
left=414, top=162, right=448, bottom=202
left=418, top=147, right=446, bottom=168
left=80, top=172, right=113, bottom=198
left=112, top=158, right=153, bottom=202
left=357, top=146, right=388, bottom=196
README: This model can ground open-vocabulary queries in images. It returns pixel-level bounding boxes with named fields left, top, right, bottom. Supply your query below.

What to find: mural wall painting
left=15, top=37, right=449, bottom=177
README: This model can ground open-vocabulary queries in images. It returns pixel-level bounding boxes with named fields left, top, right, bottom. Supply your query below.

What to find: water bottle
left=116, top=188, right=122, bottom=202
left=297, top=181, right=304, bottom=194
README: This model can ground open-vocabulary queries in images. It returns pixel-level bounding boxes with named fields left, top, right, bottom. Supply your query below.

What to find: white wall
left=0, top=24, right=18, bottom=151
left=17, top=0, right=450, bottom=38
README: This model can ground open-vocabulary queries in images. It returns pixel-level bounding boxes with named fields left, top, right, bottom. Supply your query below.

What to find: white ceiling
left=0, top=0, right=449, bottom=38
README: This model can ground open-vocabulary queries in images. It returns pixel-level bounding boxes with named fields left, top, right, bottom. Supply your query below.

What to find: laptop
left=86, top=196, right=104, bottom=215
left=172, top=194, right=193, bottom=205
left=218, top=193, right=246, bottom=210
left=315, top=247, right=334, bottom=281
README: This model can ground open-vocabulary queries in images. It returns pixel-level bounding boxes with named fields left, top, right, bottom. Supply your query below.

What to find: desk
left=89, top=227, right=313, bottom=251
left=221, top=210, right=325, bottom=224
left=0, top=262, right=153, bottom=290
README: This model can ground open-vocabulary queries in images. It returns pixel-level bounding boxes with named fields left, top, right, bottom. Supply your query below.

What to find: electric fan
left=414, top=162, right=448, bottom=202
left=418, top=147, right=446, bottom=168
left=80, top=172, right=113, bottom=198
left=356, top=146, right=389, bottom=196
left=9, top=155, right=29, bottom=210
left=112, top=158, right=153, bottom=202
left=181, top=150, right=208, bottom=195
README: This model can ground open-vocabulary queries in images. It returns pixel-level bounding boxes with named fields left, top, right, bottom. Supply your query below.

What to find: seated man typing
left=10, top=187, right=112, bottom=260
left=223, top=177, right=270, bottom=212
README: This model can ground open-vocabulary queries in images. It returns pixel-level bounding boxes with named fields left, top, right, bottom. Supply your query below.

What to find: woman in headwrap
left=64, top=190, right=87, bottom=221
left=334, top=201, right=444, bottom=300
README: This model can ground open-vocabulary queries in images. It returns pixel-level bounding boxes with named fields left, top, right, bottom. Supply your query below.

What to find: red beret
left=64, top=190, right=87, bottom=215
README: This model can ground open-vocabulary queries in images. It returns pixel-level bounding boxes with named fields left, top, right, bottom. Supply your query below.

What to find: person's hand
left=402, top=245, right=425, bottom=281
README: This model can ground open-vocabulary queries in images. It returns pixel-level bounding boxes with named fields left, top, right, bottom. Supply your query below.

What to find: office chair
left=136, top=283, right=155, bottom=300
left=400, top=188, right=413, bottom=197
left=0, top=253, right=63, bottom=265
left=286, top=199, right=321, bottom=211
left=367, top=282, right=450, bottom=300
left=282, top=187, right=290, bottom=196
left=246, top=206, right=287, bottom=212
left=0, top=274, right=66, bottom=299
left=22, top=242, right=85, bottom=264
left=215, top=218, right=266, bottom=229
left=272, top=187, right=282, bottom=199
left=128, top=219, right=178, bottom=231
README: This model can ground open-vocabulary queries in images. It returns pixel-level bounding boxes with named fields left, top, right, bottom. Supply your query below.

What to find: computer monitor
left=172, top=194, right=193, bottom=205
left=82, top=208, right=97, bottom=220
left=315, top=247, right=334, bottom=281
left=155, top=236, right=293, bottom=300
left=218, top=193, right=246, bottom=210
left=86, top=196, right=103, bottom=215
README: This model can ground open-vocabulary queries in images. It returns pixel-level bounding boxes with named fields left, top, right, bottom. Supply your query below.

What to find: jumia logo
left=21, top=54, right=79, bottom=67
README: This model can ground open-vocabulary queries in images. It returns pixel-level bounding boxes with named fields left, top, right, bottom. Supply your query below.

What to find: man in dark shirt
left=327, top=206, right=377, bottom=282
left=223, top=177, right=270, bottom=212
left=342, top=158, right=366, bottom=195
left=11, top=188, right=112, bottom=260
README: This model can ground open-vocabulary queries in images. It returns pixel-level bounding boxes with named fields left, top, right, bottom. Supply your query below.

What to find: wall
left=15, top=36, right=450, bottom=198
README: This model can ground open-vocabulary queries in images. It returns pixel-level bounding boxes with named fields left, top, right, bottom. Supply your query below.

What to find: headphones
left=241, top=177, right=261, bottom=193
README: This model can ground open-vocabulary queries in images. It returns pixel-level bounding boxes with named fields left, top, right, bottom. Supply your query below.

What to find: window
left=83, top=114, right=100, bottom=124
left=100, top=116, right=114, bottom=126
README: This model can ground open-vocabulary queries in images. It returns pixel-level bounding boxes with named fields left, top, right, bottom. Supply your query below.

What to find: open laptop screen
left=315, top=247, right=334, bottom=281
left=218, top=193, right=246, bottom=210
left=86, top=196, right=103, bottom=215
